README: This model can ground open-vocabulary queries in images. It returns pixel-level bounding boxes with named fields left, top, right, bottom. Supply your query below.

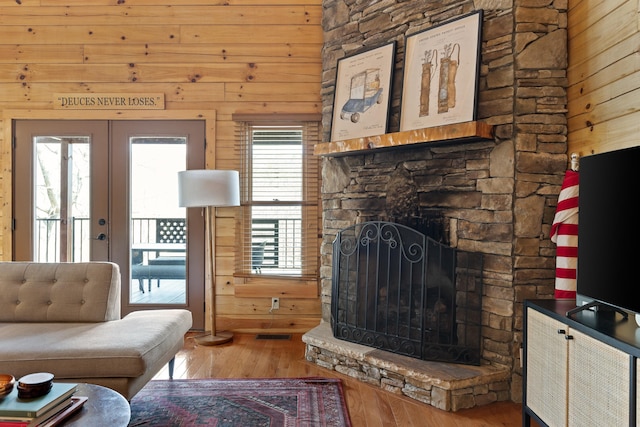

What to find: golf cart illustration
left=340, top=68, right=384, bottom=123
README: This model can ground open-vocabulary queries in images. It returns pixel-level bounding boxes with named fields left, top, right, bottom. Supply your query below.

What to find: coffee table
left=61, top=383, right=130, bottom=426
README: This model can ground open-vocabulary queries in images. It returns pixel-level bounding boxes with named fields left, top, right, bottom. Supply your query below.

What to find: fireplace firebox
left=330, top=221, right=483, bottom=365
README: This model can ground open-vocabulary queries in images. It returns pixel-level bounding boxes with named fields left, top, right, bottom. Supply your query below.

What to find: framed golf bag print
left=400, top=10, right=483, bottom=132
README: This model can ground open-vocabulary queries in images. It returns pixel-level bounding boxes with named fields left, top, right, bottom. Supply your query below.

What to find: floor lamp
left=178, top=169, right=240, bottom=346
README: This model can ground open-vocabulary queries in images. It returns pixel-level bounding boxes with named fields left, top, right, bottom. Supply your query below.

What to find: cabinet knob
left=557, top=329, right=566, bottom=334
left=565, top=335, right=574, bottom=340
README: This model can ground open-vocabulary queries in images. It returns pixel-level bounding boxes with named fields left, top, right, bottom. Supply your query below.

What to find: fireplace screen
left=330, top=221, right=482, bottom=365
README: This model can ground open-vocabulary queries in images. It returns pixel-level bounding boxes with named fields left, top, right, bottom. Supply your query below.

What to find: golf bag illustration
left=419, top=49, right=437, bottom=117
left=438, top=43, right=460, bottom=114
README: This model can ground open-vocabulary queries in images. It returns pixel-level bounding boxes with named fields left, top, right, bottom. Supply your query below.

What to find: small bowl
left=17, top=372, right=54, bottom=388
left=0, top=374, right=15, bottom=399
left=17, top=372, right=54, bottom=399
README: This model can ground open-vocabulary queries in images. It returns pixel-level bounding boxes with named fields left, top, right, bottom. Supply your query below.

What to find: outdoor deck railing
left=35, top=217, right=297, bottom=269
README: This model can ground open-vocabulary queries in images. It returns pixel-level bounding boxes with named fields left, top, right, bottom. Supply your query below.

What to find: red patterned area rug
left=128, top=377, right=352, bottom=427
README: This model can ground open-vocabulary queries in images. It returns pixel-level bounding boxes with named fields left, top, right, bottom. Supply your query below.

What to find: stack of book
left=0, top=382, right=86, bottom=427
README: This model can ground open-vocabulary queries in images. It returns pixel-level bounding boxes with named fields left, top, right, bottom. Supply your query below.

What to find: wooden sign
left=54, top=93, right=165, bottom=110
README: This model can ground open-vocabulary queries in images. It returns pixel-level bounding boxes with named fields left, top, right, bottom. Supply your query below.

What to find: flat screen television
left=572, top=145, right=640, bottom=319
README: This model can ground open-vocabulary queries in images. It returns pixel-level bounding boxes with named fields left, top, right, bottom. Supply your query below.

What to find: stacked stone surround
left=305, top=0, right=570, bottom=410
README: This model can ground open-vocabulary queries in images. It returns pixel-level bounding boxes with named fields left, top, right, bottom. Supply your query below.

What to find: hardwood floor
left=153, top=332, right=526, bottom=426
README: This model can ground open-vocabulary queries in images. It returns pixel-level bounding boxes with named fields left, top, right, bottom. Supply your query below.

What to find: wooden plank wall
left=0, top=0, right=323, bottom=333
left=567, top=0, right=640, bottom=158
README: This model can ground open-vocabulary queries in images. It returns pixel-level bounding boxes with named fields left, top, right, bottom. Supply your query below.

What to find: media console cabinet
left=524, top=299, right=640, bottom=426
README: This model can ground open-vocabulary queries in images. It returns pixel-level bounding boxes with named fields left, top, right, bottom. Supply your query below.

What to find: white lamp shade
left=178, top=170, right=240, bottom=207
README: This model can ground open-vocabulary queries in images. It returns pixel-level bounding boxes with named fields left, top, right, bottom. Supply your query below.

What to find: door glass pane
left=34, top=137, right=91, bottom=262
left=130, top=138, right=187, bottom=305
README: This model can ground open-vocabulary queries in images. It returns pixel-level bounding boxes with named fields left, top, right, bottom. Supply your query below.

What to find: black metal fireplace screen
left=330, top=221, right=483, bottom=365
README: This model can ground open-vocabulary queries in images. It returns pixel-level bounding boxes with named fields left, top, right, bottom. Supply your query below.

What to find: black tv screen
left=577, top=145, right=640, bottom=316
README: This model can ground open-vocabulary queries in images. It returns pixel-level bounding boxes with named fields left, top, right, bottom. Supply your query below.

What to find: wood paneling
left=567, top=0, right=640, bottom=157
left=215, top=313, right=321, bottom=333
left=234, top=282, right=318, bottom=298
left=0, top=1, right=323, bottom=333
left=0, top=6, right=319, bottom=25
left=0, top=63, right=321, bottom=83
left=83, top=44, right=321, bottom=64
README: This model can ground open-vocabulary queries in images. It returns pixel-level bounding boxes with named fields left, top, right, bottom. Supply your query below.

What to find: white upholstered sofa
left=0, top=261, right=192, bottom=400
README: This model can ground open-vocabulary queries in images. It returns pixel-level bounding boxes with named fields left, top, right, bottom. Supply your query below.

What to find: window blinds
left=236, top=121, right=320, bottom=278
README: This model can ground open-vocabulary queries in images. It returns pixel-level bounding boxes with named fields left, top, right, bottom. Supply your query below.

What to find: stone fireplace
left=302, top=0, right=569, bottom=412
left=302, top=142, right=515, bottom=411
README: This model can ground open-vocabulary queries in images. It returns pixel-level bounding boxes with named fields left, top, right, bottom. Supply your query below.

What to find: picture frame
left=330, top=41, right=396, bottom=141
left=399, top=10, right=483, bottom=132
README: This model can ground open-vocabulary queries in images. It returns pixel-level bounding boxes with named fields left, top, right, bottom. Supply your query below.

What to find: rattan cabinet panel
left=524, top=300, right=637, bottom=427
left=567, top=328, right=629, bottom=425
left=525, top=308, right=568, bottom=427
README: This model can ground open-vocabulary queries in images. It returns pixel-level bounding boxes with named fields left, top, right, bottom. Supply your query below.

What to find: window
left=236, top=120, right=320, bottom=278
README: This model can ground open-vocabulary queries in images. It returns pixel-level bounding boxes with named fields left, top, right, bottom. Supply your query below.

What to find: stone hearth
left=302, top=323, right=510, bottom=411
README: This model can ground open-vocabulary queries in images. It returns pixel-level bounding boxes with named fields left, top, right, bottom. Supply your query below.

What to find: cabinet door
left=526, top=308, right=569, bottom=427
left=567, top=328, right=629, bottom=426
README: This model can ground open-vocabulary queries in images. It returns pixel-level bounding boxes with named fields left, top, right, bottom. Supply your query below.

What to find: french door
left=13, top=120, right=205, bottom=328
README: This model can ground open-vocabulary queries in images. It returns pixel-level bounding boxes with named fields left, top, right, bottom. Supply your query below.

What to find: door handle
left=94, top=233, right=107, bottom=241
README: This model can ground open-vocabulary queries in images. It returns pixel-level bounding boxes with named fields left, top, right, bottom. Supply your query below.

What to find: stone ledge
left=302, top=321, right=511, bottom=411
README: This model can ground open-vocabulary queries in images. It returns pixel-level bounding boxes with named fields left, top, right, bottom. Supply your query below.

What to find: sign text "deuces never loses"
left=54, top=93, right=165, bottom=110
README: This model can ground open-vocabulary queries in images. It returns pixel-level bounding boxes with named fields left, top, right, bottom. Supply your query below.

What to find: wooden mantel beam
left=314, top=121, right=494, bottom=156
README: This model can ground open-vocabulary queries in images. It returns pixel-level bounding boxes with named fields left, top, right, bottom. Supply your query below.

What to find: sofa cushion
left=0, top=262, right=121, bottom=322
left=0, top=309, right=192, bottom=379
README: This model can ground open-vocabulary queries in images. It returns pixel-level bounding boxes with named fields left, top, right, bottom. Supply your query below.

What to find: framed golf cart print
left=399, top=10, right=483, bottom=132
left=330, top=41, right=396, bottom=141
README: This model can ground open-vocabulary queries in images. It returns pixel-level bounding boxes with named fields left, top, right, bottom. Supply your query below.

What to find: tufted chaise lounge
left=0, top=261, right=192, bottom=400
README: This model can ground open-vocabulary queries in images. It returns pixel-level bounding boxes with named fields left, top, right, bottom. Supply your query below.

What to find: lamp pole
left=194, top=205, right=233, bottom=346
left=178, top=170, right=239, bottom=346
